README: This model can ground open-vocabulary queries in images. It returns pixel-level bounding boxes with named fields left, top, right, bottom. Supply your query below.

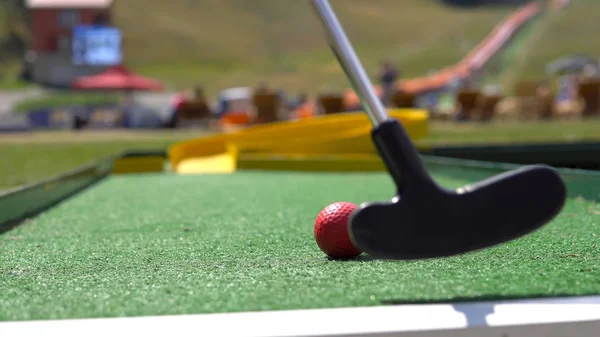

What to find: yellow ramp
left=169, top=108, right=428, bottom=174
left=176, top=144, right=239, bottom=174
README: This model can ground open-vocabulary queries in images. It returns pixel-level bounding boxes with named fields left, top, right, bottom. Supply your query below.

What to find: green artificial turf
left=1, top=166, right=600, bottom=321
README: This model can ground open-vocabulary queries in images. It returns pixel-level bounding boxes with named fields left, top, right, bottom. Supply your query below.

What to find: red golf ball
left=314, top=201, right=362, bottom=259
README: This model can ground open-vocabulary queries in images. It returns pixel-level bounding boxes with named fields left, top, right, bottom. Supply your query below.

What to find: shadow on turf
left=382, top=293, right=582, bottom=327
left=381, top=292, right=580, bottom=306
left=327, top=255, right=377, bottom=262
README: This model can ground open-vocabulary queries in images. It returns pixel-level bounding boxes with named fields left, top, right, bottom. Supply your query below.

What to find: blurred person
left=536, top=80, right=554, bottom=118
left=536, top=80, right=552, bottom=96
left=254, top=81, right=269, bottom=94
left=253, top=81, right=288, bottom=109
left=164, top=85, right=203, bottom=128
left=287, top=91, right=308, bottom=110
left=557, top=74, right=577, bottom=103
left=378, top=60, right=399, bottom=107
left=164, top=91, right=187, bottom=128
left=422, top=69, right=439, bottom=111
left=19, top=50, right=37, bottom=82
left=71, top=106, right=89, bottom=130
left=455, top=79, right=479, bottom=121
left=296, top=92, right=308, bottom=106
left=120, top=92, right=136, bottom=128
left=554, top=74, right=582, bottom=118
left=192, top=85, right=207, bottom=100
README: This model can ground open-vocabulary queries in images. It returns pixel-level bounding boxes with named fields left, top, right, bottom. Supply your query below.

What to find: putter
left=311, top=0, right=567, bottom=260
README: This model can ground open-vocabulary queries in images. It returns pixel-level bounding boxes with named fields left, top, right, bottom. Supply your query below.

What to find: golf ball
left=314, top=201, right=362, bottom=259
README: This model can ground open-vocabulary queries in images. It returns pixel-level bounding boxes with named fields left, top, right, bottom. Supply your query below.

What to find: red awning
left=72, top=65, right=164, bottom=91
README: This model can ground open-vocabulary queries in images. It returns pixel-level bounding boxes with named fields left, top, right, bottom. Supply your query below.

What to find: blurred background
left=1, top=0, right=599, bottom=188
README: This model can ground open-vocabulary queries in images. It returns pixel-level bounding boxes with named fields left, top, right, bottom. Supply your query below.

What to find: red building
left=26, top=0, right=114, bottom=87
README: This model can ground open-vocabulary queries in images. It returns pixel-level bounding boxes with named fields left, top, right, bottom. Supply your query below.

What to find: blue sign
left=72, top=25, right=122, bottom=66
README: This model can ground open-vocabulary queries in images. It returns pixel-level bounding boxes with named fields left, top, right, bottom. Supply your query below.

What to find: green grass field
left=110, top=0, right=600, bottom=94
left=517, top=0, right=600, bottom=80
left=0, top=1, right=525, bottom=95
left=12, top=93, right=121, bottom=113
left=0, top=131, right=196, bottom=191
left=2, top=1, right=600, bottom=95
left=113, top=0, right=522, bottom=95
left=2, top=1, right=599, bottom=96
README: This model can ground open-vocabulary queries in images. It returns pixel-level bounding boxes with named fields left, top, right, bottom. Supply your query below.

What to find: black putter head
left=349, top=119, right=567, bottom=260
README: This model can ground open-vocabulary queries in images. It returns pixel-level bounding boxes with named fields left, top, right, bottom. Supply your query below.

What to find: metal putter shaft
left=311, top=0, right=389, bottom=127
left=311, top=0, right=430, bottom=184
left=311, top=0, right=567, bottom=260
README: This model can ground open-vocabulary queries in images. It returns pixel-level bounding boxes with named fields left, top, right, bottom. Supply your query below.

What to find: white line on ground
left=1, top=296, right=600, bottom=337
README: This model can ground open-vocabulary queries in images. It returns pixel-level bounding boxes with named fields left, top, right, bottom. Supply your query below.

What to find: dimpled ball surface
left=314, top=201, right=362, bottom=259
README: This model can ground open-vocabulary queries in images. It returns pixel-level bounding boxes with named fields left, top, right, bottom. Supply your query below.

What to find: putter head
left=349, top=164, right=567, bottom=260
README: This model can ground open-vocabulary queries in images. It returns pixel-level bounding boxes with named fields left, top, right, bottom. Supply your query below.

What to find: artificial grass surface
left=1, top=167, right=600, bottom=321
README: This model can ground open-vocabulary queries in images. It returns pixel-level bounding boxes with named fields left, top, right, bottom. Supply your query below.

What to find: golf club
left=311, top=0, right=567, bottom=260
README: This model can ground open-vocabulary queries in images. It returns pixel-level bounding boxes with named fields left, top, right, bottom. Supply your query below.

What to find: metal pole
left=311, top=0, right=390, bottom=126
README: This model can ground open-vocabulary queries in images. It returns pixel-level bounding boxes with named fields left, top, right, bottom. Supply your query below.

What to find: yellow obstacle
left=112, top=155, right=166, bottom=174
left=169, top=109, right=428, bottom=174
left=176, top=143, right=239, bottom=174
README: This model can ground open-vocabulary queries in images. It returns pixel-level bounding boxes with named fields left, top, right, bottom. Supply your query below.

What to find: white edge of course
left=1, top=295, right=600, bottom=337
